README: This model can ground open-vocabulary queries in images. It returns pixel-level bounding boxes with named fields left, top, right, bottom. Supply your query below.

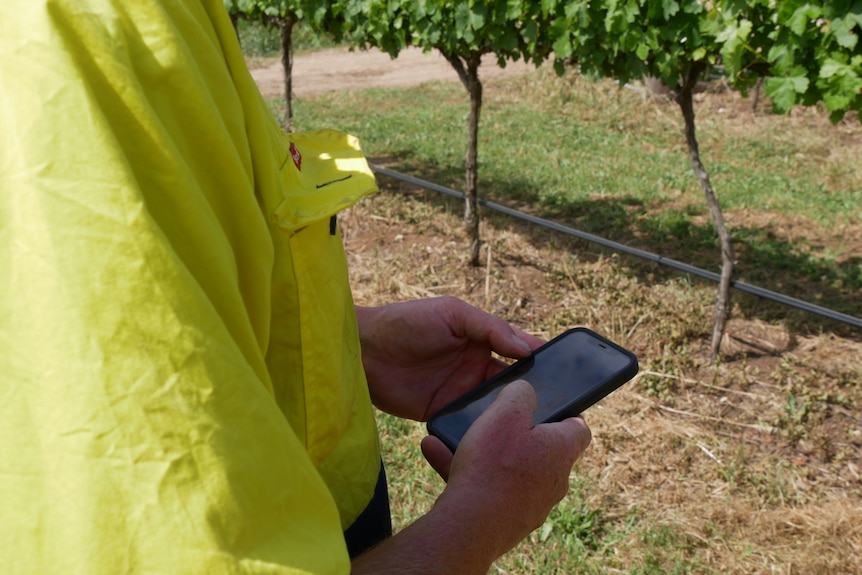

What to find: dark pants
left=343, top=461, right=392, bottom=558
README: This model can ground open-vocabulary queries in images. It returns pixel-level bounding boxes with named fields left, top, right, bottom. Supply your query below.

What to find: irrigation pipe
left=369, top=164, right=862, bottom=330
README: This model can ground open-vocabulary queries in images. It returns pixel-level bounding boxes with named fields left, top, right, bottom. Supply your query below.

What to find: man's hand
left=352, top=380, right=592, bottom=575
left=434, top=380, right=592, bottom=555
left=356, top=297, right=544, bottom=421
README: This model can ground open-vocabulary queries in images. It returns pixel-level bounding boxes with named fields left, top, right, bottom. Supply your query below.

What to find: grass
left=235, top=18, right=339, bottom=60
left=339, top=185, right=861, bottom=575
left=282, top=68, right=862, bottom=325
left=288, top=70, right=861, bottom=226
left=255, top=59, right=862, bottom=573
left=375, top=406, right=720, bottom=575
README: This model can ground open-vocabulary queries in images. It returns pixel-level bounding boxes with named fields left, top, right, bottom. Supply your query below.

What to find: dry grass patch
left=341, top=179, right=862, bottom=575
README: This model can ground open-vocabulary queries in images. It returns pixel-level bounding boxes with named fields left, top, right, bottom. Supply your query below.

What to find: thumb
left=492, top=379, right=538, bottom=418
left=421, top=435, right=454, bottom=482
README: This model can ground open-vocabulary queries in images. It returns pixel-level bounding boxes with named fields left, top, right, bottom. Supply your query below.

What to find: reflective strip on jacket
left=0, top=1, right=380, bottom=573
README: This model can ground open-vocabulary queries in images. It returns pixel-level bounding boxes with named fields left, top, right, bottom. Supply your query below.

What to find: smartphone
left=426, top=327, right=639, bottom=452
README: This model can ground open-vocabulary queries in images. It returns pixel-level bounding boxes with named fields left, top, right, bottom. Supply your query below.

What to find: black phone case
left=426, top=327, right=639, bottom=452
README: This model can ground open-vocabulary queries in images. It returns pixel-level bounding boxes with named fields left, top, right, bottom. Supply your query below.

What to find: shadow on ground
left=369, top=154, right=861, bottom=339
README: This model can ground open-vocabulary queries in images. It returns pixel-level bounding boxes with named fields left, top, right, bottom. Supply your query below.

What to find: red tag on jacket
left=289, top=142, right=302, bottom=171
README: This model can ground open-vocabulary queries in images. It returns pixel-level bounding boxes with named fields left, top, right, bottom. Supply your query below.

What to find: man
left=0, top=1, right=591, bottom=573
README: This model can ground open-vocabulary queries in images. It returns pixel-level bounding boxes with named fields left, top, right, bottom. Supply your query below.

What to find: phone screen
left=427, top=328, right=638, bottom=451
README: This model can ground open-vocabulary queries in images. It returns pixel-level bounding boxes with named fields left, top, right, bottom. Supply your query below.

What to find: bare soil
left=249, top=45, right=532, bottom=99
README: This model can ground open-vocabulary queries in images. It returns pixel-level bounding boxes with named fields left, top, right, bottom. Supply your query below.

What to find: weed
left=718, top=446, right=749, bottom=491
left=640, top=371, right=678, bottom=400
left=779, top=393, right=812, bottom=440
left=629, top=525, right=711, bottom=575
left=539, top=497, right=604, bottom=552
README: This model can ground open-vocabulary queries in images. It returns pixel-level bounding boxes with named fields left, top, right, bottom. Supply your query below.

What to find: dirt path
left=250, top=46, right=533, bottom=99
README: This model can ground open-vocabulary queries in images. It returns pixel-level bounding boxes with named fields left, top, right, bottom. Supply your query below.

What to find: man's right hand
left=353, top=380, right=591, bottom=575
left=422, top=380, right=592, bottom=559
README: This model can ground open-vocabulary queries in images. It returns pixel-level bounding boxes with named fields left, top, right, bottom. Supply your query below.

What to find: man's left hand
left=355, top=297, right=543, bottom=421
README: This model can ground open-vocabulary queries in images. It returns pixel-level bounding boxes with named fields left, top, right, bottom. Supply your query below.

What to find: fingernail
left=512, top=334, right=532, bottom=354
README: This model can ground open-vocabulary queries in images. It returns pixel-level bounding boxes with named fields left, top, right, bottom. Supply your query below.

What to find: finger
left=511, top=326, right=545, bottom=351
left=493, top=379, right=538, bottom=418
left=489, top=323, right=536, bottom=359
left=445, top=299, right=536, bottom=359
left=421, top=435, right=454, bottom=482
left=547, top=416, right=593, bottom=458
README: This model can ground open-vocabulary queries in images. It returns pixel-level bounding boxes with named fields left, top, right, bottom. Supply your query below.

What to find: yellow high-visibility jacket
left=0, top=1, right=380, bottom=573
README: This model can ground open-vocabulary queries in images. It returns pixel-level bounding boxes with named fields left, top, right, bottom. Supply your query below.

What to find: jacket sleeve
left=0, top=1, right=353, bottom=573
